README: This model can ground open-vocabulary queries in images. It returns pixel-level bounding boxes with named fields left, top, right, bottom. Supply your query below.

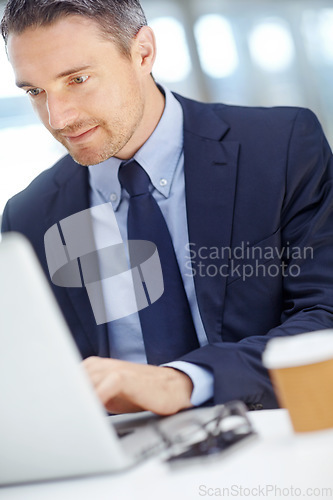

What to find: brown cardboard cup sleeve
left=262, top=330, right=333, bottom=432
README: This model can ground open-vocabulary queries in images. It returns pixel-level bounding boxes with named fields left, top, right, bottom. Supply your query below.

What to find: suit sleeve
left=1, top=201, right=11, bottom=232
left=179, top=108, right=333, bottom=409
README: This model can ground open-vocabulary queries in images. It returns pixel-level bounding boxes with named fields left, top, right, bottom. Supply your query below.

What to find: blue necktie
left=118, top=159, right=200, bottom=365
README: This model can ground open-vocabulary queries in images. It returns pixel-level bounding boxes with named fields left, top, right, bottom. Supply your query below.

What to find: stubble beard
left=52, top=123, right=126, bottom=166
left=61, top=128, right=131, bottom=166
left=51, top=102, right=145, bottom=166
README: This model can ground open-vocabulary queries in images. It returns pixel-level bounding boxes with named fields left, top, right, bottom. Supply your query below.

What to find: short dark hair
left=1, top=0, right=147, bottom=56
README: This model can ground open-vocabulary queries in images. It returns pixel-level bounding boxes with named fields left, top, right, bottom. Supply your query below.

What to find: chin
left=68, top=148, right=113, bottom=167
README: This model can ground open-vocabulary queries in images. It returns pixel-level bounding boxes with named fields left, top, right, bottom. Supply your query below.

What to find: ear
left=132, top=26, right=157, bottom=74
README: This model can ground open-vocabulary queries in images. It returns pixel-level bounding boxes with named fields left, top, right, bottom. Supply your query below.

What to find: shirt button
left=160, top=179, right=168, bottom=187
left=110, top=193, right=118, bottom=202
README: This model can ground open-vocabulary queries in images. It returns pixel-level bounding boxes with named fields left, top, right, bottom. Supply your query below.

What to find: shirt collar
left=88, top=86, right=184, bottom=211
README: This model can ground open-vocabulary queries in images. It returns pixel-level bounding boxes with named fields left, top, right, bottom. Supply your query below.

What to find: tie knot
left=118, top=160, right=151, bottom=197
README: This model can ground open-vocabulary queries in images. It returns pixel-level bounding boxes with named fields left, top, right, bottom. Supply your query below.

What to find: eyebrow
left=16, top=65, right=92, bottom=88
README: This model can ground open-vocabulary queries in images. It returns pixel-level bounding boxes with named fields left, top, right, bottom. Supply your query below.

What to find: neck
left=116, top=79, right=165, bottom=160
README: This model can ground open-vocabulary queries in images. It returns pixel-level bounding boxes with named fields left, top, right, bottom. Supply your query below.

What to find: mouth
left=64, top=125, right=99, bottom=144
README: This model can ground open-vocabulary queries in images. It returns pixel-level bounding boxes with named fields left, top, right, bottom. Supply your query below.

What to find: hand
left=82, top=357, right=194, bottom=415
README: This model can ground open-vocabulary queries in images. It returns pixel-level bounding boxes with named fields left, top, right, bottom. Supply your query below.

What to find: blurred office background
left=1, top=0, right=333, bottom=216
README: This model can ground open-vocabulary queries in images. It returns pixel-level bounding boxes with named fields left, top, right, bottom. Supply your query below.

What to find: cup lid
left=262, top=330, right=333, bottom=369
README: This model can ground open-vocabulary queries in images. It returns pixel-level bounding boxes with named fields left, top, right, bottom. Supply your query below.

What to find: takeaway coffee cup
left=262, top=330, right=333, bottom=432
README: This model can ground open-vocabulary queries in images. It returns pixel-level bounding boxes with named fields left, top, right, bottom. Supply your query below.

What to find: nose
left=46, top=93, right=78, bottom=130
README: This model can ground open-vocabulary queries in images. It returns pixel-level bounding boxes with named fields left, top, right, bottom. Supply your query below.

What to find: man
left=1, top=0, right=333, bottom=416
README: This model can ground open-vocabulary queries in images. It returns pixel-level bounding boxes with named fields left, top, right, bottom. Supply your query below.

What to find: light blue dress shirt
left=88, top=87, right=214, bottom=406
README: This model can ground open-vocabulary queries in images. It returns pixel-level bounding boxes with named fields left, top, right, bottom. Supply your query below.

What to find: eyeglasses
left=154, top=400, right=256, bottom=464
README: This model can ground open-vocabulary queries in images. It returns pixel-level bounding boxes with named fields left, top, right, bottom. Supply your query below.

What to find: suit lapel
left=42, top=93, right=238, bottom=353
left=175, top=94, right=240, bottom=342
left=43, top=157, right=109, bottom=356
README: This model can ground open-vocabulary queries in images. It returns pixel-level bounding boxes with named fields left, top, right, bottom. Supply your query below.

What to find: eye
left=71, top=75, right=89, bottom=85
left=26, top=88, right=43, bottom=97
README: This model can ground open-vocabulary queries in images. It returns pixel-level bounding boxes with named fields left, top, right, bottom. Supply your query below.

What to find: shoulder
left=173, top=91, right=322, bottom=138
left=174, top=90, right=318, bottom=121
left=2, top=154, right=86, bottom=229
left=16, top=154, right=81, bottom=196
left=5, top=155, right=82, bottom=208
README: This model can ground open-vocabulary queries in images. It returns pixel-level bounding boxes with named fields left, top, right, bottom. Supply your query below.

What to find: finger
left=104, top=396, right=143, bottom=415
left=85, top=370, right=105, bottom=388
left=81, top=356, right=100, bottom=368
left=94, top=371, right=122, bottom=405
left=82, top=357, right=113, bottom=377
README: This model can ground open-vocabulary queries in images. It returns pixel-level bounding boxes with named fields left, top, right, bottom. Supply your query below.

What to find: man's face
left=7, top=16, right=152, bottom=165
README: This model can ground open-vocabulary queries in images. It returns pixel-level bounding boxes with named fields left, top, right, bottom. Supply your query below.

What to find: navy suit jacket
left=2, top=93, right=333, bottom=409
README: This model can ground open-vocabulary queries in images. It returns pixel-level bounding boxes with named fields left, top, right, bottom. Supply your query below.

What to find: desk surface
left=1, top=409, right=333, bottom=500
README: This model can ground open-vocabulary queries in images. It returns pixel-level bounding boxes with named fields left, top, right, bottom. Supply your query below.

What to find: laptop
left=0, top=232, right=187, bottom=485
left=0, top=233, right=254, bottom=486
